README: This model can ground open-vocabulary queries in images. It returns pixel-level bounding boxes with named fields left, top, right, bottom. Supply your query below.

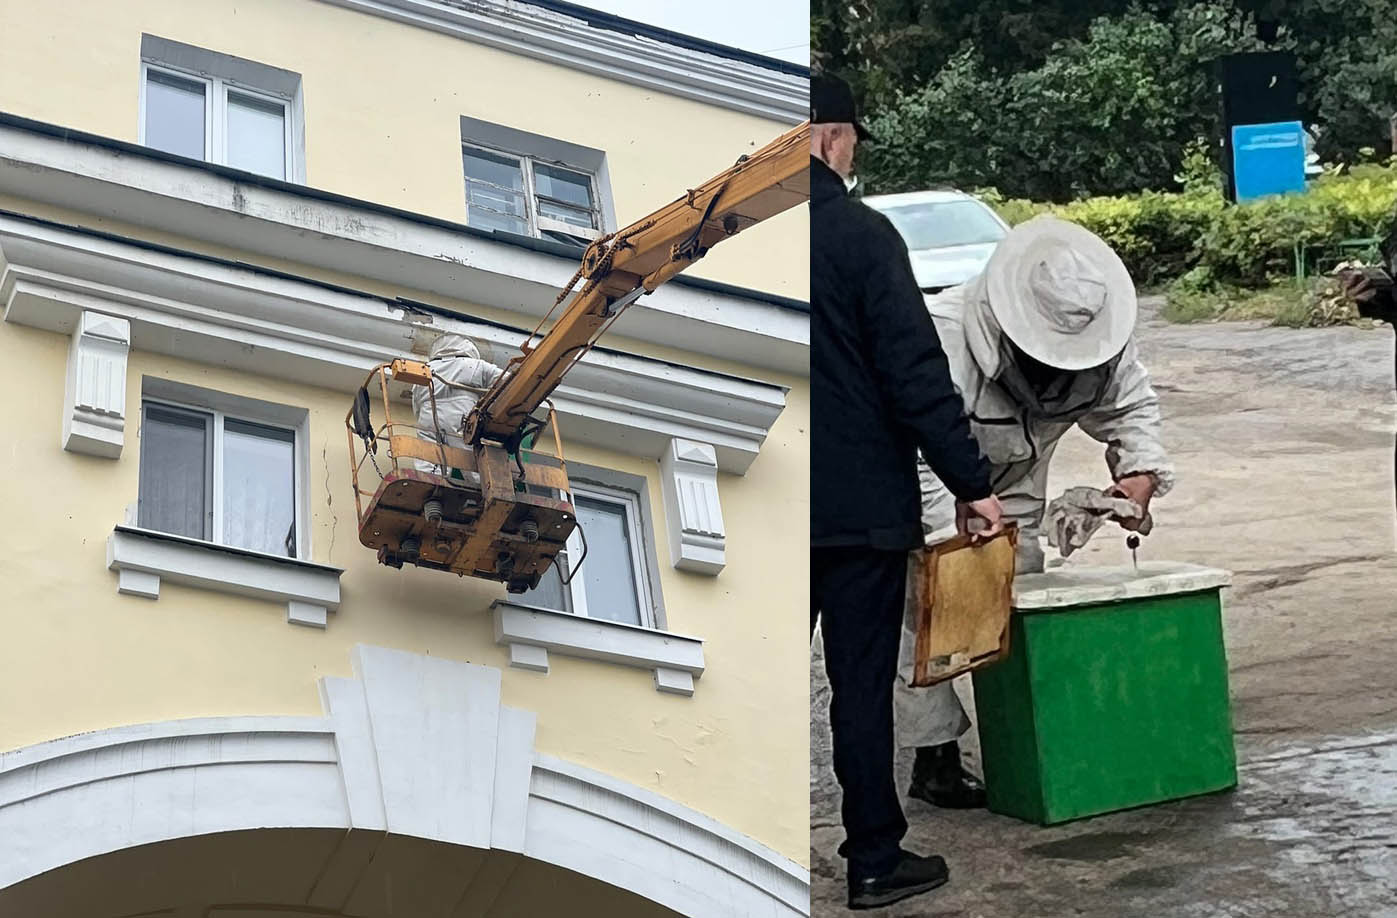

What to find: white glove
left=1045, top=486, right=1153, bottom=559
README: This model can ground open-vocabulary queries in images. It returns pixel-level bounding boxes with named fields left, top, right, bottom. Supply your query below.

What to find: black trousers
left=811, top=546, right=909, bottom=879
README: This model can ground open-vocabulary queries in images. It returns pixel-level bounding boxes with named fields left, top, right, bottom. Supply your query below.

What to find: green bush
left=857, top=4, right=1264, bottom=202
left=974, top=188, right=1045, bottom=228
left=986, top=165, right=1397, bottom=289
left=1174, top=137, right=1224, bottom=196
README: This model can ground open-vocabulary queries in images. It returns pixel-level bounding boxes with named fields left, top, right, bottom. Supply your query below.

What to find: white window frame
left=138, top=395, right=306, bottom=560
left=462, top=142, right=603, bottom=243
left=139, top=60, right=296, bottom=181
left=542, top=482, right=657, bottom=629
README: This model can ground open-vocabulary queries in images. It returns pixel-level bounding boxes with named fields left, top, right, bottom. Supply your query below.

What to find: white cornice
left=0, top=214, right=786, bottom=473
left=107, top=526, right=345, bottom=628
left=315, top=0, right=808, bottom=123
left=493, top=600, right=706, bottom=694
left=0, top=121, right=809, bottom=376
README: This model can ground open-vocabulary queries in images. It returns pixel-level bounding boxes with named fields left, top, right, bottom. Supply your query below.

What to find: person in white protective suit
left=410, top=333, right=503, bottom=478
left=897, top=215, right=1175, bottom=809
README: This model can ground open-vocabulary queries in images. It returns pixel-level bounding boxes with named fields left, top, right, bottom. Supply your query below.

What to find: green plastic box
left=972, top=562, right=1238, bottom=825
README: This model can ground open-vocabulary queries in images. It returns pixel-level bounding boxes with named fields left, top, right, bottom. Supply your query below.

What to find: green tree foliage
left=813, top=0, right=1397, bottom=200
left=1292, top=0, right=1397, bottom=162
left=988, top=163, right=1397, bottom=289
left=812, top=0, right=1179, bottom=106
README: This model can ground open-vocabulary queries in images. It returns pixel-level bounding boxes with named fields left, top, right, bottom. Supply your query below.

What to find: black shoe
left=848, top=849, right=950, bottom=910
left=907, top=742, right=987, bottom=809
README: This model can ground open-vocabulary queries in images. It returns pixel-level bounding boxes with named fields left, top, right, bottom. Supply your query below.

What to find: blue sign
left=1232, top=121, right=1307, bottom=201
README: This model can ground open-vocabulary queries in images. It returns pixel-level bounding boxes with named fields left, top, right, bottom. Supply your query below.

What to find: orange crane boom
left=464, top=120, right=810, bottom=449
left=346, top=121, right=810, bottom=593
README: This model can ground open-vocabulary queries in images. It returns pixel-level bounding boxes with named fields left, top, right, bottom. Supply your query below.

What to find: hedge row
left=980, top=164, right=1397, bottom=289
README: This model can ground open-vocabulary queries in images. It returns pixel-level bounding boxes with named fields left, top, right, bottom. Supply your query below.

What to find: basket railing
left=344, top=361, right=571, bottom=529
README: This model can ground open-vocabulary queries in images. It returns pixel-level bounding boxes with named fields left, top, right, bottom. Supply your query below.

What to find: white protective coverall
left=895, top=271, right=1176, bottom=749
left=410, top=334, right=503, bottom=476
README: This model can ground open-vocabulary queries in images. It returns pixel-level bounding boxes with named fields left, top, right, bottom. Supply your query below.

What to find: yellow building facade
left=0, top=1, right=810, bottom=914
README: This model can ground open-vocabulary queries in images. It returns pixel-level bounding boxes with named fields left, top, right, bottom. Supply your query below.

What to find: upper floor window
left=522, top=479, right=661, bottom=628
left=463, top=145, right=601, bottom=245
left=142, top=66, right=290, bottom=179
left=137, top=380, right=308, bottom=559
left=139, top=35, right=305, bottom=182
left=460, top=116, right=615, bottom=248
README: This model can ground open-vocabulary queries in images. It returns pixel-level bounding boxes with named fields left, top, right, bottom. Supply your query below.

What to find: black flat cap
left=811, top=72, right=873, bottom=141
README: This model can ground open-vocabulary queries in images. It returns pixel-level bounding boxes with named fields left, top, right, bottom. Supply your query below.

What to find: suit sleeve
left=859, top=219, right=992, bottom=502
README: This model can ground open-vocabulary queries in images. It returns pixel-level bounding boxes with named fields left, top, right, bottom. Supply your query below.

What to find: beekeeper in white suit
left=898, top=215, right=1175, bottom=809
left=411, top=333, right=503, bottom=478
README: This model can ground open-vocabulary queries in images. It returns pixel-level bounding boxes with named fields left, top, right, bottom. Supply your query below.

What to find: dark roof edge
left=518, top=0, right=810, bottom=77
left=0, top=111, right=809, bottom=314
left=0, top=207, right=789, bottom=391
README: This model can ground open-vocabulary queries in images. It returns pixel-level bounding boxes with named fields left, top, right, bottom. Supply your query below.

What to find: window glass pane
left=227, top=91, right=286, bottom=180
left=540, top=229, right=591, bottom=248
left=464, top=148, right=524, bottom=190
left=537, top=199, right=595, bottom=230
left=467, top=190, right=529, bottom=234
left=145, top=70, right=206, bottom=160
left=575, top=496, right=641, bottom=625
left=464, top=148, right=529, bottom=235
left=223, top=418, right=296, bottom=557
left=522, top=551, right=569, bottom=612
left=467, top=207, right=530, bottom=236
left=139, top=404, right=210, bottom=539
left=467, top=184, right=527, bottom=218
left=534, top=163, right=594, bottom=209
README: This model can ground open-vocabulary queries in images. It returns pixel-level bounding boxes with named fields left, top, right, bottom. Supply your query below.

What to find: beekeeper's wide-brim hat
left=983, top=215, right=1137, bottom=371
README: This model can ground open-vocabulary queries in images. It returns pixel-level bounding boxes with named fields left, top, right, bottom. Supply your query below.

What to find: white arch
left=0, top=644, right=808, bottom=917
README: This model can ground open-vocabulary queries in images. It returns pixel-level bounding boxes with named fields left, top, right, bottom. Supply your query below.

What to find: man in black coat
left=810, top=72, right=1004, bottom=911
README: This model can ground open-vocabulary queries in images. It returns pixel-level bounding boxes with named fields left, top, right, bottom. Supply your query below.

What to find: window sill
left=106, top=525, right=343, bottom=628
left=491, top=601, right=705, bottom=696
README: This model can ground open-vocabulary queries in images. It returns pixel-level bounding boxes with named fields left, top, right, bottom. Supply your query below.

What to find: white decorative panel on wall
left=660, top=438, right=726, bottom=575
left=0, top=645, right=809, bottom=915
left=63, top=310, right=130, bottom=458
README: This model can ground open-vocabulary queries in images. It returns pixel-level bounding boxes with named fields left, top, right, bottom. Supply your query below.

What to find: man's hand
left=1108, top=474, right=1157, bottom=531
left=956, top=494, right=1006, bottom=543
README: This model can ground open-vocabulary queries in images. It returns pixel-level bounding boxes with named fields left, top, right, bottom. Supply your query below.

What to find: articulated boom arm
left=463, top=121, right=811, bottom=448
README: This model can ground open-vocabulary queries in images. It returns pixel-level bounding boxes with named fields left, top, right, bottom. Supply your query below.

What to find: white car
left=863, top=189, right=1010, bottom=293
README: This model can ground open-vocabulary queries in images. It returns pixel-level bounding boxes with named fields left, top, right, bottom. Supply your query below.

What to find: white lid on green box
left=1013, top=562, right=1232, bottom=611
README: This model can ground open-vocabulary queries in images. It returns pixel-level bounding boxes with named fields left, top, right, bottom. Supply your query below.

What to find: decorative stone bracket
left=659, top=438, right=726, bottom=575
left=63, top=310, right=129, bottom=458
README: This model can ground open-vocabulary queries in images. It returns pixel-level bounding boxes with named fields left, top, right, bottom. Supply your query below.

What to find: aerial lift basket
left=345, top=358, right=578, bottom=594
